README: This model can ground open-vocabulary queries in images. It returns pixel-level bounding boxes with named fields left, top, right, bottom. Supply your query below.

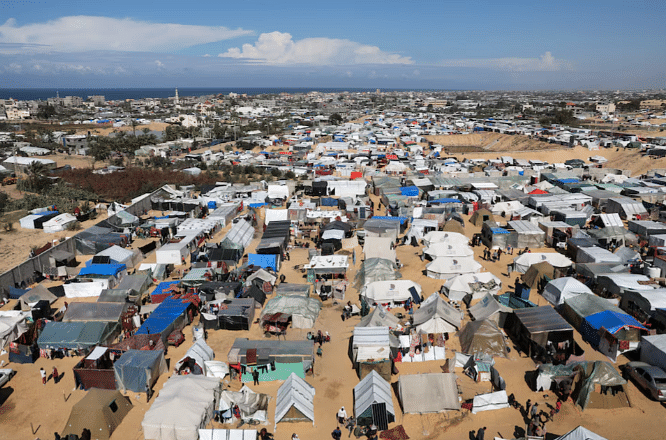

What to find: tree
left=330, top=113, right=343, bottom=125
left=24, top=161, right=50, bottom=192
left=89, top=140, right=110, bottom=170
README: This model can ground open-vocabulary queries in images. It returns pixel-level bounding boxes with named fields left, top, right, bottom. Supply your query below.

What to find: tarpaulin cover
left=275, top=373, right=315, bottom=426
left=37, top=321, right=118, bottom=350
left=412, top=294, right=461, bottom=334
left=370, top=216, right=408, bottom=225
left=458, top=319, right=509, bottom=358
left=136, top=297, right=191, bottom=340
left=78, top=264, right=126, bottom=277
left=248, top=254, right=278, bottom=271
left=353, top=258, right=401, bottom=289
left=398, top=373, right=460, bottom=413
left=471, top=390, right=510, bottom=414
left=62, top=389, right=132, bottom=440
left=510, top=306, right=574, bottom=348
left=575, top=361, right=627, bottom=410
left=582, top=310, right=645, bottom=342
left=555, top=426, right=608, bottom=440
left=261, top=296, right=321, bottom=329
left=114, top=349, right=167, bottom=392
left=399, top=186, right=419, bottom=197
left=62, top=302, right=126, bottom=322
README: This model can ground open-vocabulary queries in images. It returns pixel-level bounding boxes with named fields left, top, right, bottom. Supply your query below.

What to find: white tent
left=422, top=231, right=469, bottom=248
left=94, top=245, right=138, bottom=267
left=639, top=334, right=666, bottom=372
left=513, top=252, right=572, bottom=274
left=142, top=375, right=221, bottom=440
left=364, top=236, right=396, bottom=262
left=198, top=429, right=257, bottom=440
left=443, top=272, right=502, bottom=302
left=63, top=281, right=107, bottom=298
left=471, top=390, right=510, bottom=414
left=542, top=277, right=593, bottom=306
left=363, top=280, right=422, bottom=305
left=0, top=311, right=29, bottom=349
left=426, top=256, right=482, bottom=279
left=246, top=269, right=277, bottom=285
left=176, top=339, right=215, bottom=373
left=357, top=305, right=401, bottom=330
left=412, top=294, right=461, bottom=334
left=555, top=426, right=608, bottom=440
left=424, top=242, right=474, bottom=258
left=204, top=361, right=229, bottom=379
left=352, top=327, right=393, bottom=363
left=353, top=370, right=394, bottom=427
left=267, top=184, right=289, bottom=199
left=264, top=208, right=288, bottom=225
left=398, top=373, right=460, bottom=413
left=275, top=373, right=315, bottom=428
left=219, top=385, right=269, bottom=425
left=43, top=213, right=77, bottom=233
left=468, top=293, right=512, bottom=324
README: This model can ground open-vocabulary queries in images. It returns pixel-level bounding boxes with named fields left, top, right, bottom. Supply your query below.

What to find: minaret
left=174, top=88, right=179, bottom=104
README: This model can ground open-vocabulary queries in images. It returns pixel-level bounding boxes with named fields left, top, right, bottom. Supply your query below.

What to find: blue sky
left=0, top=0, right=664, bottom=89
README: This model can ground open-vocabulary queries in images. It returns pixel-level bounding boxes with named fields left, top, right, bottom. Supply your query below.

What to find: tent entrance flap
left=409, top=287, right=420, bottom=304
left=371, top=402, right=389, bottom=431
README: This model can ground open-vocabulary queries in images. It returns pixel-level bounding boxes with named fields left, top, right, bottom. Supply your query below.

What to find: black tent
left=242, top=285, right=267, bottom=306
left=312, top=181, right=328, bottom=196
left=198, top=281, right=242, bottom=301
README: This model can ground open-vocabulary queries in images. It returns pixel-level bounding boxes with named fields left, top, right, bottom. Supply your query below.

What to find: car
left=622, top=361, right=666, bottom=401
left=0, top=368, right=16, bottom=388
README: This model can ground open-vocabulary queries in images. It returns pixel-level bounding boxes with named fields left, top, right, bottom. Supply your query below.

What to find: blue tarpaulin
left=136, top=297, right=191, bottom=339
left=581, top=310, right=646, bottom=347
left=429, top=198, right=463, bottom=204
left=249, top=203, right=267, bottom=208
left=34, top=210, right=59, bottom=217
left=9, top=286, right=28, bottom=300
left=114, top=350, right=165, bottom=392
left=248, top=253, right=279, bottom=271
left=371, top=216, right=408, bottom=225
left=150, top=281, right=181, bottom=298
left=400, top=186, right=419, bottom=197
left=490, top=227, right=510, bottom=234
left=556, top=178, right=580, bottom=184
left=78, top=264, right=126, bottom=277
left=321, top=197, right=338, bottom=207
left=207, top=201, right=217, bottom=209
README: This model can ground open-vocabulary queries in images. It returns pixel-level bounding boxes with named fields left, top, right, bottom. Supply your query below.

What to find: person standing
left=476, top=427, right=486, bottom=440
left=40, top=367, right=46, bottom=385
left=52, top=366, right=59, bottom=384
left=530, top=402, right=539, bottom=421
left=332, top=426, right=342, bottom=440
left=337, top=406, right=347, bottom=424
left=345, top=416, right=356, bottom=438
left=252, top=368, right=260, bottom=386
left=316, top=346, right=323, bottom=357
left=525, top=399, right=531, bottom=418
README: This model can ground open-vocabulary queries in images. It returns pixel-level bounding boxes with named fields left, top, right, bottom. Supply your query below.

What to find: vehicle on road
left=622, top=361, right=666, bottom=401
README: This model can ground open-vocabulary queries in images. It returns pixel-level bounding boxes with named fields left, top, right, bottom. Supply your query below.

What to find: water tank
left=646, top=266, right=661, bottom=278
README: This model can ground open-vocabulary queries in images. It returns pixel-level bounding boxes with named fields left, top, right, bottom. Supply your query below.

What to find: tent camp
left=114, top=349, right=168, bottom=392
left=357, top=305, right=402, bottom=330
left=513, top=252, right=572, bottom=274
left=542, top=277, right=593, bottom=306
left=175, top=339, right=215, bottom=375
left=423, top=242, right=474, bottom=259
left=470, top=208, right=494, bottom=226
left=218, top=385, right=270, bottom=425
left=352, top=326, right=394, bottom=381
left=363, top=280, right=422, bottom=306
left=573, top=361, right=629, bottom=411
left=142, top=375, right=221, bottom=440
left=458, top=319, right=509, bottom=358
left=443, top=272, right=501, bottom=302
left=411, top=294, right=461, bottom=334
left=398, top=373, right=461, bottom=413
left=426, top=256, right=482, bottom=279
left=275, top=373, right=315, bottom=428
left=353, top=370, right=395, bottom=431
left=555, top=426, right=608, bottom=440
left=62, top=389, right=132, bottom=440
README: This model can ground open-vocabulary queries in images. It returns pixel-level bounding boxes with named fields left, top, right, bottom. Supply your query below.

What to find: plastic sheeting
left=219, top=386, right=270, bottom=425
left=542, top=277, right=593, bottom=306
left=353, top=258, right=401, bottom=290
left=471, top=390, right=510, bottom=414
left=412, top=294, right=461, bottom=334
left=275, top=373, right=315, bottom=426
left=443, top=273, right=501, bottom=302
left=398, top=373, right=460, bottom=413
left=261, top=296, right=321, bottom=329
left=575, top=361, right=627, bottom=410
left=114, top=349, right=167, bottom=392
left=458, top=319, right=508, bottom=358
left=363, top=280, right=422, bottom=305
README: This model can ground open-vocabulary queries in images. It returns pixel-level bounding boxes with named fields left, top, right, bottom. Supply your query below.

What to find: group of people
left=482, top=247, right=503, bottom=262
left=39, top=366, right=59, bottom=385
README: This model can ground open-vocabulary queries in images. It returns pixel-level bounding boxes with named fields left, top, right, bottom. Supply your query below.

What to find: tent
left=218, top=385, right=269, bottom=425
left=228, top=339, right=314, bottom=382
left=573, top=361, right=629, bottom=411
left=423, top=242, right=474, bottom=258
left=412, top=294, right=461, bottom=334
left=353, top=370, right=395, bottom=431
left=468, top=294, right=512, bottom=327
left=275, top=373, right=315, bottom=428
left=507, top=306, right=574, bottom=357
left=521, top=261, right=555, bottom=289
left=18, top=284, right=57, bottom=311
left=198, top=430, right=257, bottom=440
left=471, top=390, right=510, bottom=414
left=352, top=326, right=394, bottom=381
left=363, top=280, right=422, bottom=306
left=114, top=349, right=168, bottom=392
left=639, top=334, right=666, bottom=372
left=142, top=375, right=221, bottom=440
left=581, top=311, right=645, bottom=360
left=0, top=311, right=29, bottom=350
left=561, top=293, right=624, bottom=331
left=357, top=305, right=401, bottom=330
left=364, top=236, right=396, bottom=262
left=513, top=252, right=572, bottom=274
left=398, top=373, right=460, bottom=413
left=175, top=339, right=215, bottom=374
left=202, top=298, right=255, bottom=331
left=422, top=231, right=469, bottom=248
left=458, top=319, right=509, bottom=358
left=542, top=277, right=593, bottom=306
left=442, top=220, right=464, bottom=234
left=426, top=256, right=482, bottom=279
left=555, top=426, right=609, bottom=440
left=353, top=258, right=400, bottom=289
left=37, top=321, right=119, bottom=351
left=261, top=296, right=321, bottom=329
left=62, top=302, right=127, bottom=323
left=470, top=208, right=494, bottom=226
left=443, top=272, right=501, bottom=302
left=43, top=212, right=77, bottom=233
left=62, top=389, right=132, bottom=440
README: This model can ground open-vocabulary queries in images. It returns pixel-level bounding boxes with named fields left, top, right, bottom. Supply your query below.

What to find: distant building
left=2, top=156, right=57, bottom=173
left=596, top=103, right=616, bottom=114
left=63, top=96, right=83, bottom=107
left=5, top=108, right=30, bottom=120
left=88, top=95, right=106, bottom=106
left=63, top=134, right=92, bottom=155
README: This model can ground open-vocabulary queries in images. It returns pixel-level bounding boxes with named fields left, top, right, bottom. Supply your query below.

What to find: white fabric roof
left=0, top=311, right=29, bottom=349
left=426, top=256, right=482, bottom=279
left=363, top=280, right=422, bottom=304
left=265, top=209, right=288, bottom=225
left=513, top=252, right=572, bottom=273
left=364, top=236, right=396, bottom=262
left=357, top=305, right=401, bottom=329
left=275, top=373, right=315, bottom=426
left=471, top=390, right=510, bottom=414
left=422, top=231, right=469, bottom=248
left=412, top=294, right=461, bottom=334
left=398, top=373, right=460, bottom=413
left=443, top=272, right=502, bottom=302
left=198, top=429, right=257, bottom=440
left=542, top=277, right=593, bottom=306
left=424, top=242, right=474, bottom=258
left=353, top=370, right=394, bottom=419
left=555, top=426, right=608, bottom=440
left=175, top=339, right=215, bottom=371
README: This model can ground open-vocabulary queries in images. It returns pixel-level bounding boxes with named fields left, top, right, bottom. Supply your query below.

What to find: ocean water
left=0, top=87, right=390, bottom=101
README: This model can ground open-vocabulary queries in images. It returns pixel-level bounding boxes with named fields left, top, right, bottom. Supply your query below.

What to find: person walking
left=337, top=406, right=347, bottom=424
left=252, top=368, right=260, bottom=386
left=331, top=426, right=342, bottom=440
left=40, top=367, right=47, bottom=385
left=530, top=402, right=539, bottom=421
left=52, top=366, right=59, bottom=384
left=345, top=416, right=356, bottom=438
left=525, top=399, right=531, bottom=418
left=476, top=427, right=486, bottom=440
left=316, top=346, right=323, bottom=357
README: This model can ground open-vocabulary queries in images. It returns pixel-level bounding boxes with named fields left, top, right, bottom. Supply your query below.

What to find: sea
left=0, top=87, right=396, bottom=101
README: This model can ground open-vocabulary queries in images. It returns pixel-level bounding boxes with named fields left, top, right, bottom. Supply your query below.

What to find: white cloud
left=438, top=52, right=572, bottom=71
left=220, top=31, right=412, bottom=65
left=155, top=60, right=164, bottom=68
left=0, top=16, right=252, bottom=54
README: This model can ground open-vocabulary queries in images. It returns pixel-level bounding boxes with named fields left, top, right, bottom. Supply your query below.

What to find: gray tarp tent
left=62, top=302, right=127, bottom=322
left=639, top=334, right=666, bottom=372
left=275, top=372, right=315, bottom=427
left=507, top=306, right=574, bottom=353
left=555, top=426, right=608, bottom=440
left=219, top=385, right=270, bottom=425
left=353, top=370, right=395, bottom=430
left=18, top=284, right=57, bottom=311
left=398, top=373, right=461, bottom=413
left=353, top=258, right=401, bottom=289
left=37, top=321, right=119, bottom=351
left=468, top=293, right=512, bottom=326
left=357, top=305, right=401, bottom=329
left=574, top=361, right=629, bottom=411
left=175, top=339, right=215, bottom=374
left=411, top=294, right=461, bottom=334
left=561, top=293, right=624, bottom=331
left=261, top=296, right=321, bottom=329
left=114, top=349, right=168, bottom=392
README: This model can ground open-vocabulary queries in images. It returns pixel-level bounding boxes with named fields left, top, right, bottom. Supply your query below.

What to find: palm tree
left=25, top=161, right=49, bottom=192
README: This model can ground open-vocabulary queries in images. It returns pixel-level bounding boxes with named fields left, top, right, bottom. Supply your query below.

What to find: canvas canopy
left=575, top=361, right=628, bottom=410
left=458, top=319, right=509, bottom=358
left=471, top=390, right=510, bottom=414
left=353, top=258, right=401, bottom=289
left=398, top=373, right=460, bottom=413
left=246, top=268, right=277, bottom=285
left=470, top=208, right=494, bottom=226
left=363, top=280, right=422, bottom=305
left=143, top=376, right=220, bottom=440
left=219, top=385, right=270, bottom=424
left=275, top=373, right=315, bottom=427
left=509, top=306, right=574, bottom=349
left=62, top=302, right=126, bottom=322
left=542, top=277, right=593, bottom=306
left=18, top=284, right=57, bottom=311
left=468, top=294, right=512, bottom=325
left=0, top=311, right=29, bottom=349
left=175, top=339, right=215, bottom=374
left=424, top=242, right=474, bottom=258
left=357, top=305, right=401, bottom=330
left=353, top=370, right=395, bottom=429
left=513, top=253, right=572, bottom=273
left=412, top=294, right=461, bottom=334
left=555, top=426, right=608, bottom=440
left=198, top=430, right=257, bottom=440
left=114, top=349, right=167, bottom=392
left=521, top=261, right=555, bottom=289
left=364, top=236, right=396, bottom=262
left=261, top=296, right=321, bottom=329
left=426, top=256, right=482, bottom=279
left=422, top=231, right=469, bottom=248
left=37, top=321, right=118, bottom=351
left=443, top=273, right=501, bottom=302
left=62, top=389, right=132, bottom=440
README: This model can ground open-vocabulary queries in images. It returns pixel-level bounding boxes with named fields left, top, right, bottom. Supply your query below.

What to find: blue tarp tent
left=150, top=281, right=181, bottom=299
left=207, top=201, right=217, bottom=210
left=400, top=186, right=419, bottom=197
left=321, top=197, right=338, bottom=207
left=249, top=203, right=267, bottom=208
left=9, top=286, right=28, bottom=300
left=581, top=310, right=646, bottom=347
left=114, top=349, right=167, bottom=392
left=135, top=297, right=191, bottom=342
left=248, top=253, right=279, bottom=271
left=78, top=264, right=126, bottom=277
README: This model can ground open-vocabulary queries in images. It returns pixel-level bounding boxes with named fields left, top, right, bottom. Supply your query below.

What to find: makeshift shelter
left=468, top=294, right=512, bottom=326
left=198, top=430, right=257, bottom=440
left=412, top=294, right=461, bottom=334
left=43, top=213, right=77, bottom=233
left=542, top=277, right=593, bottom=306
left=639, top=334, right=666, bottom=372
left=353, top=370, right=395, bottom=431
left=508, top=220, right=546, bottom=248
left=520, top=261, right=555, bottom=296
left=471, top=390, right=510, bottom=414
left=73, top=347, right=116, bottom=390
left=422, top=231, right=469, bottom=248
left=62, top=389, right=132, bottom=440
left=561, top=293, right=624, bottom=331
left=228, top=339, right=314, bottom=382
left=506, top=306, right=575, bottom=360
left=37, top=321, right=119, bottom=353
left=204, top=361, right=229, bottom=379
left=275, top=373, right=315, bottom=428
left=62, top=302, right=127, bottom=323
left=364, top=236, right=396, bottom=262
left=175, top=339, right=215, bottom=375
left=426, top=255, right=482, bottom=279
left=202, top=298, right=255, bottom=331
left=142, top=375, right=221, bottom=440
left=0, top=311, right=29, bottom=350
left=458, top=319, right=509, bottom=358
left=135, top=296, right=193, bottom=342
left=357, top=305, right=401, bottom=330
left=470, top=208, right=494, bottom=226
left=513, top=252, right=572, bottom=274
left=261, top=296, right=321, bottom=329
left=114, top=349, right=168, bottom=392
left=18, top=284, right=57, bottom=311
left=398, top=373, right=460, bottom=413
left=93, top=245, right=140, bottom=268
left=353, top=258, right=400, bottom=289
left=423, top=242, right=474, bottom=259
left=363, top=280, right=422, bottom=306
left=352, top=326, right=394, bottom=381
left=555, top=426, right=609, bottom=440
left=573, top=361, right=629, bottom=411
left=443, top=272, right=501, bottom=302
left=581, top=311, right=645, bottom=361
left=218, top=385, right=270, bottom=425
left=442, top=220, right=465, bottom=234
